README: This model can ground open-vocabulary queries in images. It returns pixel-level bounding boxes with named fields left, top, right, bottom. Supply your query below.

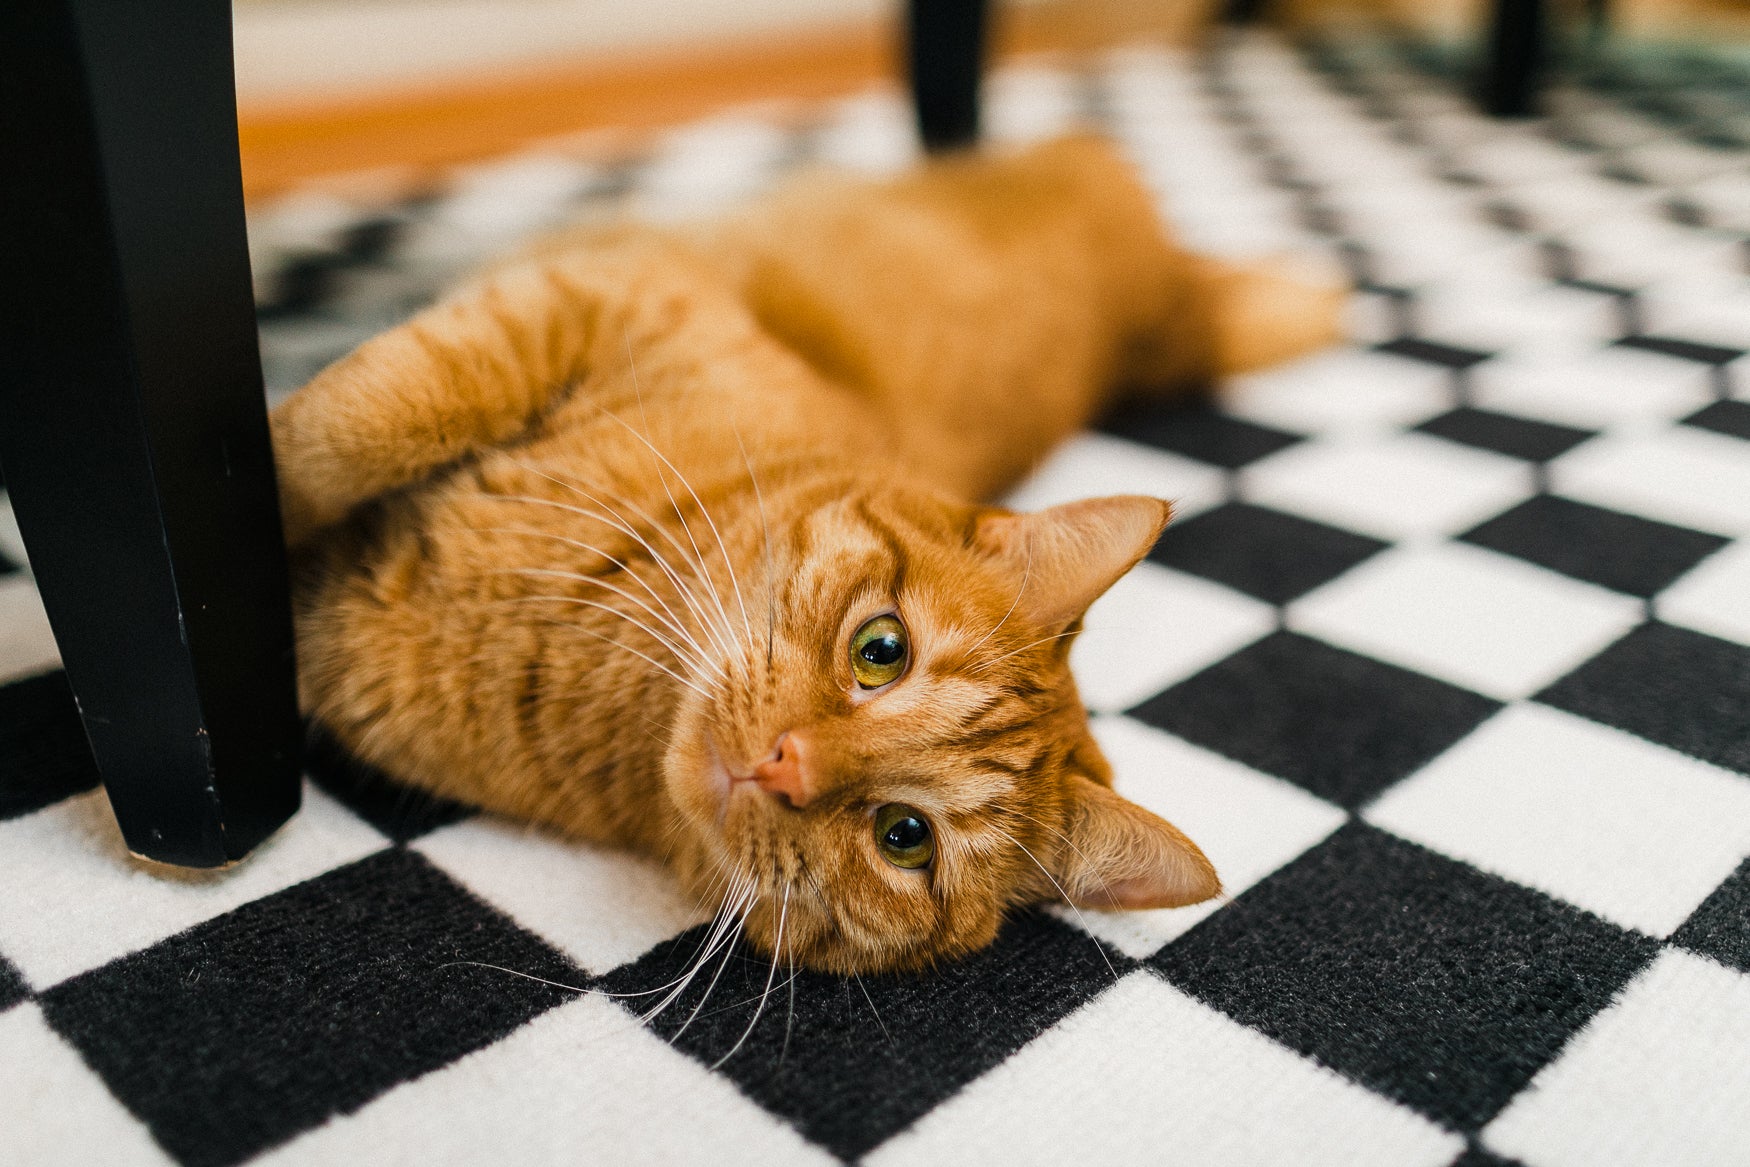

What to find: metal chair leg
left=0, top=0, right=302, bottom=866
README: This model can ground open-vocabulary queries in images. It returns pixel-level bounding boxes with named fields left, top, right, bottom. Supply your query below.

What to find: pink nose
left=751, top=732, right=812, bottom=808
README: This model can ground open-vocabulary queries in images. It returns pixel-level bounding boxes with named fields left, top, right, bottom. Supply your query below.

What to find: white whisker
left=434, top=961, right=590, bottom=994
left=617, top=332, right=756, bottom=654
left=711, top=882, right=790, bottom=1069
left=964, top=542, right=1031, bottom=658
left=853, top=972, right=893, bottom=1046
left=730, top=424, right=777, bottom=668
left=494, top=567, right=718, bottom=678
left=648, top=876, right=752, bottom=1004
left=668, top=896, right=752, bottom=1042
left=485, top=524, right=717, bottom=673
left=779, top=943, right=798, bottom=1069
left=493, top=481, right=738, bottom=666
left=973, top=629, right=1080, bottom=674
left=993, top=825, right=1118, bottom=981
left=513, top=606, right=714, bottom=700
left=636, top=877, right=752, bottom=1024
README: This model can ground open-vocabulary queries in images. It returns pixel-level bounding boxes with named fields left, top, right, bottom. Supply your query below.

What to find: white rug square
left=1287, top=541, right=1643, bottom=700
left=414, top=817, right=707, bottom=977
left=1243, top=430, right=1532, bottom=542
left=1072, top=562, right=1276, bottom=715
left=867, top=971, right=1462, bottom=1167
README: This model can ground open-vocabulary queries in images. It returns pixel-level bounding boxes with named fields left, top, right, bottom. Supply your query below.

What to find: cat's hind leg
left=1205, top=254, right=1349, bottom=377
left=1122, top=252, right=1348, bottom=395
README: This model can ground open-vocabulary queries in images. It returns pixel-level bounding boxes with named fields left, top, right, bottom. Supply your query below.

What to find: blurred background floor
left=230, top=0, right=1750, bottom=199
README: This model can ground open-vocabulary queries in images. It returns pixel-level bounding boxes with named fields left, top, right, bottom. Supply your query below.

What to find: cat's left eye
left=874, top=803, right=934, bottom=869
left=850, top=614, right=908, bottom=689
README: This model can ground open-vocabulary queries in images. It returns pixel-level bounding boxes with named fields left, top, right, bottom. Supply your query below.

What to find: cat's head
left=663, top=486, right=1219, bottom=975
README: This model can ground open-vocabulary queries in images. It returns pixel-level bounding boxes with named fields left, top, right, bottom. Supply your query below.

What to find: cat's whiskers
left=1006, top=805, right=1122, bottom=911
left=710, top=882, right=790, bottom=1068
left=853, top=972, right=894, bottom=1046
left=494, top=567, right=720, bottom=681
left=635, top=874, right=753, bottom=1024
left=484, top=524, right=718, bottom=676
left=971, top=629, right=1081, bottom=675
left=563, top=476, right=747, bottom=670
left=495, top=483, right=740, bottom=669
left=500, top=459, right=735, bottom=657
left=729, top=423, right=777, bottom=669
left=616, top=333, right=756, bottom=656
left=515, top=607, right=714, bottom=700
left=779, top=945, right=798, bottom=1069
left=991, top=824, right=1118, bottom=981
left=666, top=886, right=756, bottom=1042
left=433, top=961, right=591, bottom=995
left=963, top=543, right=1032, bottom=658
left=502, top=590, right=708, bottom=685
left=598, top=865, right=743, bottom=1005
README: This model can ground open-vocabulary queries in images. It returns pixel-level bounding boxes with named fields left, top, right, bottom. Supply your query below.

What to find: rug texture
left=3, top=29, right=1750, bottom=1167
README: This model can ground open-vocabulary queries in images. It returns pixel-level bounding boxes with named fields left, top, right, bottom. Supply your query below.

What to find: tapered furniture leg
left=0, top=0, right=301, bottom=866
left=1481, top=0, right=1547, bottom=116
left=906, top=0, right=990, bottom=151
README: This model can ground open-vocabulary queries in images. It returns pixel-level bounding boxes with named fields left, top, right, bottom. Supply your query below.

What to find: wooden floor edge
left=236, top=2, right=1215, bottom=202
left=238, top=21, right=892, bottom=202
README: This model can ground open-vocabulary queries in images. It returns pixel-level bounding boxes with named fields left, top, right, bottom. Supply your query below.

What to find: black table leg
left=906, top=0, right=990, bottom=151
left=0, top=0, right=301, bottom=866
left=1482, top=0, right=1547, bottom=116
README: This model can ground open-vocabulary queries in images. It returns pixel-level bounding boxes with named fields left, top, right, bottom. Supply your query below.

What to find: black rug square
left=1375, top=337, right=1495, bottom=370
left=1671, top=855, right=1750, bottom=975
left=1459, top=495, right=1729, bottom=597
left=303, top=723, right=475, bottom=843
left=599, top=911, right=1124, bottom=1161
left=1537, top=622, right=1750, bottom=775
left=1099, top=400, right=1304, bottom=468
left=1414, top=407, right=1596, bottom=463
left=1616, top=335, right=1745, bottom=366
left=1147, top=503, right=1388, bottom=605
left=1683, top=399, right=1750, bottom=441
left=39, top=849, right=578, bottom=1167
left=0, top=670, right=102, bottom=821
left=1450, top=1145, right=1530, bottom=1167
left=1153, top=822, right=1659, bottom=1131
left=1129, top=631, right=1501, bottom=809
left=0, top=953, right=26, bottom=1013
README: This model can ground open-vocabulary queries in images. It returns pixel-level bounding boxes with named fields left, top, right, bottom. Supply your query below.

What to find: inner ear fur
left=1050, top=773, right=1220, bottom=911
left=975, top=495, right=1170, bottom=631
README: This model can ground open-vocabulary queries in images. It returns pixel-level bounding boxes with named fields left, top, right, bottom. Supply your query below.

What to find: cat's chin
left=656, top=711, right=738, bottom=853
left=699, top=743, right=734, bottom=824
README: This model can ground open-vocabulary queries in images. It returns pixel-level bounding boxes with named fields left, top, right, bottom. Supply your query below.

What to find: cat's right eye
left=850, top=614, right=909, bottom=689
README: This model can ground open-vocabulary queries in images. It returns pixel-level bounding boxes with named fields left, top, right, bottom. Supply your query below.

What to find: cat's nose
left=751, top=732, right=812, bottom=808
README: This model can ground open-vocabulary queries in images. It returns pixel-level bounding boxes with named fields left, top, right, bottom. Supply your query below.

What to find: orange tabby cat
left=271, top=136, right=1342, bottom=974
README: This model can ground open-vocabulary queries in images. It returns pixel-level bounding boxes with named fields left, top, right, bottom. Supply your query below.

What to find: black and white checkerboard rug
left=4, top=29, right=1750, bottom=1167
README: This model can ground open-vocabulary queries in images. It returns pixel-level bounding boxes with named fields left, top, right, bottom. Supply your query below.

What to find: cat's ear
left=1049, top=773, right=1220, bottom=910
left=974, top=495, right=1170, bottom=630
